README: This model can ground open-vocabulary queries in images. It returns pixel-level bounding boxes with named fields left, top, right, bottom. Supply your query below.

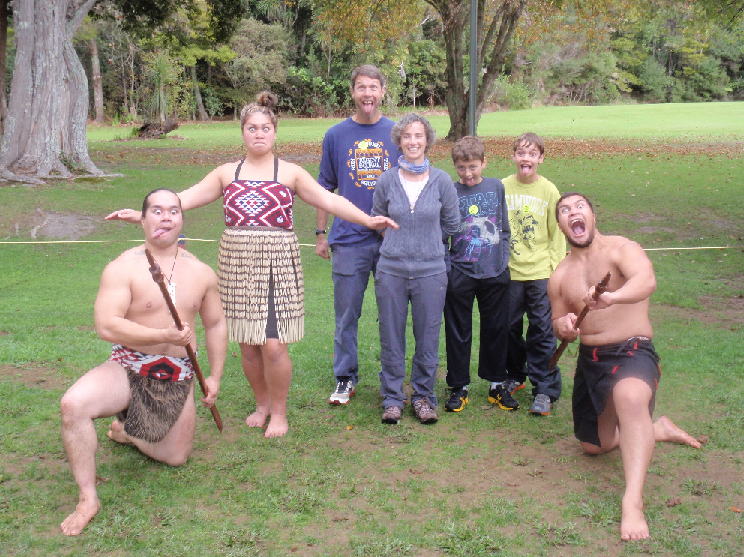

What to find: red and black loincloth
left=573, top=337, right=661, bottom=447
left=110, top=344, right=195, bottom=443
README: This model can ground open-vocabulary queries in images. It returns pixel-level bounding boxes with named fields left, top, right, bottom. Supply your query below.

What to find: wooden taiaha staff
left=549, top=271, right=612, bottom=369
left=145, top=248, right=224, bottom=432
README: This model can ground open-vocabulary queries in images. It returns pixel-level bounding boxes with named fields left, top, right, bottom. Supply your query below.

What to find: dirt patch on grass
left=655, top=296, right=744, bottom=327
left=7, top=209, right=103, bottom=240
left=91, top=135, right=742, bottom=171
left=0, top=365, right=69, bottom=391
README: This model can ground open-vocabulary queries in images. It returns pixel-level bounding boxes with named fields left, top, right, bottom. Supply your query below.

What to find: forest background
left=2, top=0, right=743, bottom=131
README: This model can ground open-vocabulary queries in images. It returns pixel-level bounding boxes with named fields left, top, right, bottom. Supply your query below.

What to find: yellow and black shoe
left=444, top=387, right=469, bottom=412
left=488, top=384, right=520, bottom=411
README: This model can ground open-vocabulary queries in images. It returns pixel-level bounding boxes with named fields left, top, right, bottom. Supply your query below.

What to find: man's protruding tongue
left=152, top=228, right=168, bottom=239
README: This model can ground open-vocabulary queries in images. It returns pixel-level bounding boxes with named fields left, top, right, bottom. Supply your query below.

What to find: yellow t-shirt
left=502, top=174, right=566, bottom=280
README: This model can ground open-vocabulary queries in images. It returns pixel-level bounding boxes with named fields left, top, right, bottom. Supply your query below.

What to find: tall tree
left=0, top=0, right=245, bottom=184
left=0, top=0, right=99, bottom=183
left=0, top=0, right=11, bottom=135
left=425, top=0, right=527, bottom=140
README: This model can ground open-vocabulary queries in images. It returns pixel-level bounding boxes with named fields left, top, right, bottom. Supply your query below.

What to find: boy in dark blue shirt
left=444, top=136, right=517, bottom=412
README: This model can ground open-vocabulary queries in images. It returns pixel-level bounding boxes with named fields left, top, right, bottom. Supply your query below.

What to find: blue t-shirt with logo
left=318, top=117, right=398, bottom=246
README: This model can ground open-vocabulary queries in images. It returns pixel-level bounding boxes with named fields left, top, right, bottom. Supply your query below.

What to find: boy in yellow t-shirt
left=501, top=133, right=566, bottom=416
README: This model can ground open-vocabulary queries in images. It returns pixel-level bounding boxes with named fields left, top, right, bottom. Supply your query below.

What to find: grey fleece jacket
left=372, top=166, right=459, bottom=279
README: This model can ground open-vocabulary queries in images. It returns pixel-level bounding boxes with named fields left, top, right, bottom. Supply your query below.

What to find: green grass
left=1, top=104, right=744, bottom=556
left=85, top=101, right=744, bottom=147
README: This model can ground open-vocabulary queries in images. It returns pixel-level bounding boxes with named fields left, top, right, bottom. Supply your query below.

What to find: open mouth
left=570, top=218, right=585, bottom=236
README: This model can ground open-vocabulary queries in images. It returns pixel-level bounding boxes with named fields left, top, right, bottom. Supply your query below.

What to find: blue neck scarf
left=398, top=155, right=430, bottom=175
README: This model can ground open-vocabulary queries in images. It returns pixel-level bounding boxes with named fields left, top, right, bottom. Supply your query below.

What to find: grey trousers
left=374, top=270, right=447, bottom=408
left=331, top=241, right=381, bottom=384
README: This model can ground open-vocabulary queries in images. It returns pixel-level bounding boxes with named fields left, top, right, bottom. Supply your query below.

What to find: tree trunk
left=0, top=0, right=9, bottom=136
left=0, top=0, right=101, bottom=182
left=430, top=0, right=468, bottom=140
left=426, top=0, right=526, bottom=141
left=89, top=37, right=104, bottom=123
left=191, top=65, right=208, bottom=121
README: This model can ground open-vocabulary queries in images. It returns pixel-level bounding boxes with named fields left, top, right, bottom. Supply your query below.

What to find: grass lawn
left=1, top=103, right=743, bottom=556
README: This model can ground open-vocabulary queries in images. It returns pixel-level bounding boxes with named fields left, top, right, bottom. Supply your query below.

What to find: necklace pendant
left=167, top=282, right=176, bottom=306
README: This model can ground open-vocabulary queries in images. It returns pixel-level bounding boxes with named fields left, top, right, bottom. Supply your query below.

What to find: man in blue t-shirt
left=316, top=65, right=398, bottom=405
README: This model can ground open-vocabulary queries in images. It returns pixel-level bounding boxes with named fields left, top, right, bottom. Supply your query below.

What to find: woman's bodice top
left=223, top=157, right=294, bottom=229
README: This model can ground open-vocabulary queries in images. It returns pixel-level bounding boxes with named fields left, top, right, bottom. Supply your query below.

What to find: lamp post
left=469, top=0, right=478, bottom=136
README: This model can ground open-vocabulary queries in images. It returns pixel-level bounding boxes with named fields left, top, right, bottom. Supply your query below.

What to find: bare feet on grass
left=245, top=406, right=269, bottom=428
left=106, top=419, right=133, bottom=445
left=654, top=416, right=702, bottom=448
left=60, top=497, right=101, bottom=536
left=621, top=496, right=649, bottom=542
left=264, top=415, right=289, bottom=438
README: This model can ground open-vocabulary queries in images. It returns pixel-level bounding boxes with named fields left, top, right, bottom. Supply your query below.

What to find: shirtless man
left=548, top=192, right=701, bottom=542
left=60, top=189, right=227, bottom=536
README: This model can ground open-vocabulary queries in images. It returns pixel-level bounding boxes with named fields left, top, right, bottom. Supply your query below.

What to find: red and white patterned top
left=223, top=157, right=294, bottom=229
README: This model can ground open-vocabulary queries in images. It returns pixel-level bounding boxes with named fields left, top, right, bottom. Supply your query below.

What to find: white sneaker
left=328, top=379, right=355, bottom=405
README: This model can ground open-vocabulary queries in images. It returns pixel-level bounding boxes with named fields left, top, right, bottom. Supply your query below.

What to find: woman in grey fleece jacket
left=371, top=113, right=460, bottom=425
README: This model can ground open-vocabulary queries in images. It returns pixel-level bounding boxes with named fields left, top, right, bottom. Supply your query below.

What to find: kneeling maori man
left=60, top=189, right=227, bottom=536
left=548, top=192, right=701, bottom=542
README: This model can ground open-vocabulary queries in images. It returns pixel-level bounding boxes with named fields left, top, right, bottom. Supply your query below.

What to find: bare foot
left=245, top=406, right=269, bottom=428
left=621, top=496, right=649, bottom=541
left=60, top=497, right=101, bottom=536
left=654, top=416, right=702, bottom=448
left=106, top=419, right=133, bottom=445
left=264, top=415, right=289, bottom=438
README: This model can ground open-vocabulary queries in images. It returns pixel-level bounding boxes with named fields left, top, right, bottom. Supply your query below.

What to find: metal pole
left=469, top=0, right=478, bottom=136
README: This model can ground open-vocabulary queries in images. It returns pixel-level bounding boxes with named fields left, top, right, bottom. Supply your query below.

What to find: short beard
left=566, top=230, right=595, bottom=248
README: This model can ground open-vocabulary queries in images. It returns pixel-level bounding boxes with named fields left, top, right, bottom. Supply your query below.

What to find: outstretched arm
left=105, top=164, right=231, bottom=223
left=293, top=164, right=398, bottom=231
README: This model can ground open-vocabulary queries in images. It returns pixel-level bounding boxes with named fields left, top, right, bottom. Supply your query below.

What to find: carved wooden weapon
left=549, top=271, right=612, bottom=369
left=145, top=248, right=223, bottom=432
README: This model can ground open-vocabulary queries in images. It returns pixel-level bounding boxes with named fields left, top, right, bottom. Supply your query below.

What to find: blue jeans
left=375, top=270, right=447, bottom=409
left=506, top=279, right=562, bottom=400
left=331, top=240, right=381, bottom=383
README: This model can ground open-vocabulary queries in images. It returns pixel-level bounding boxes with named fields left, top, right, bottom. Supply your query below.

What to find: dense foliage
left=7, top=0, right=741, bottom=122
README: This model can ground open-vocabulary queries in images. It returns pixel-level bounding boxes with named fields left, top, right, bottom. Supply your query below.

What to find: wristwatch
left=315, top=228, right=327, bottom=236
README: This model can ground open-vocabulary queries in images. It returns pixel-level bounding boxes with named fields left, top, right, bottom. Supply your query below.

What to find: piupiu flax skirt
left=218, top=226, right=304, bottom=344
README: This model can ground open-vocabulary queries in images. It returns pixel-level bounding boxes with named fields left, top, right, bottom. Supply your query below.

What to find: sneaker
left=502, top=379, right=525, bottom=395
left=444, top=387, right=469, bottom=412
left=412, top=398, right=438, bottom=424
left=328, top=378, right=355, bottom=405
left=381, top=406, right=402, bottom=424
left=530, top=393, right=552, bottom=416
left=488, top=384, right=520, bottom=411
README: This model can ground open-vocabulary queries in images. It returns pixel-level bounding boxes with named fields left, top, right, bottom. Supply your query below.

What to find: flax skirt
left=218, top=227, right=304, bottom=345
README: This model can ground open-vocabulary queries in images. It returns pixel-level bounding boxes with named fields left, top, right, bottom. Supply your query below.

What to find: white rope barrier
left=1, top=239, right=742, bottom=251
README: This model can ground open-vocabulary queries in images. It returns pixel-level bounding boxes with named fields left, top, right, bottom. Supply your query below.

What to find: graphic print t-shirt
left=502, top=174, right=566, bottom=280
left=318, top=117, right=398, bottom=246
left=449, top=177, right=511, bottom=279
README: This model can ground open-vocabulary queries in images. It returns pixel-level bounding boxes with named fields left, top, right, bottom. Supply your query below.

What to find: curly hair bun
left=256, top=91, right=278, bottom=109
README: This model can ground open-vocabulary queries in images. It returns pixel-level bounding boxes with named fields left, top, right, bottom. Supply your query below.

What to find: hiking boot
left=488, top=384, right=520, bottom=411
left=530, top=393, right=552, bottom=416
left=412, top=398, right=438, bottom=424
left=444, top=387, right=469, bottom=412
left=502, top=379, right=525, bottom=395
left=381, top=405, right=402, bottom=424
left=328, top=378, right=355, bottom=405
